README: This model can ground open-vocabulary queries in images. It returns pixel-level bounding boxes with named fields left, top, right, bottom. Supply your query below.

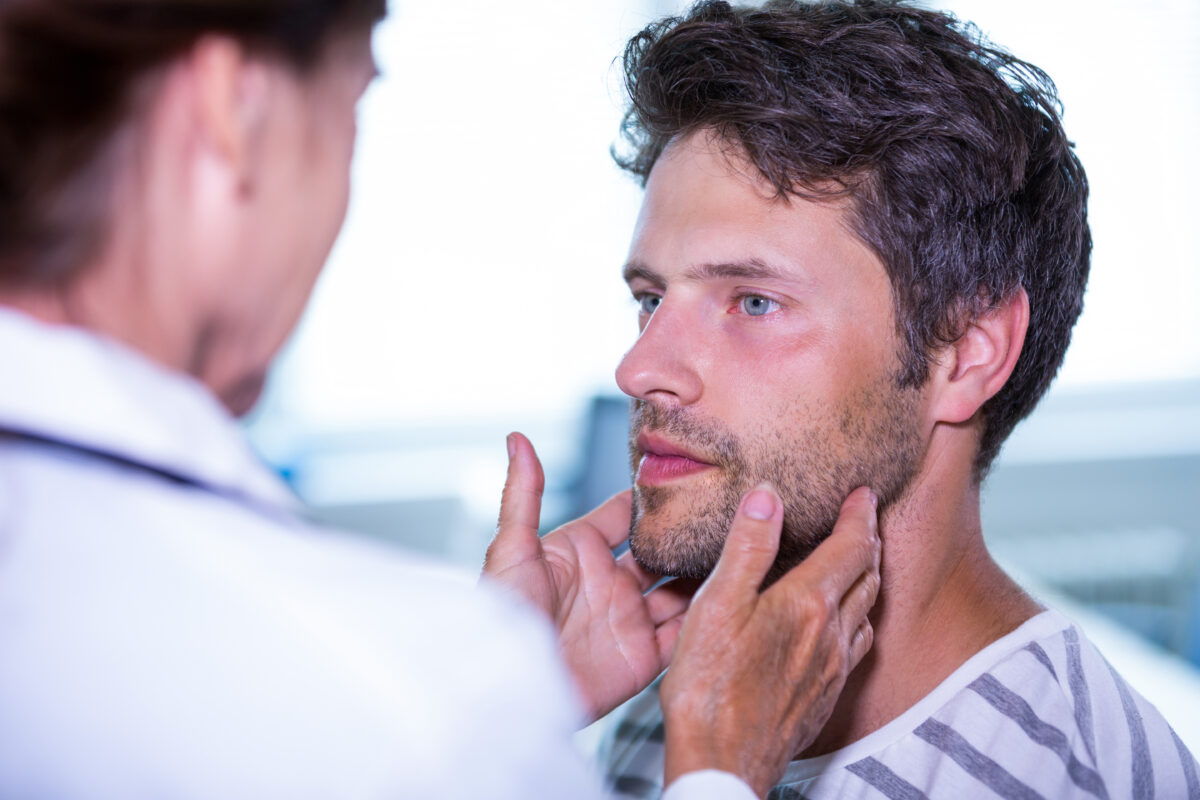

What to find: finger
left=644, top=577, right=698, bottom=625
left=782, top=486, right=879, bottom=599
left=576, top=489, right=634, bottom=550
left=837, top=525, right=881, bottom=612
left=484, top=432, right=546, bottom=569
left=616, top=549, right=661, bottom=593
left=837, top=559, right=881, bottom=627
left=700, top=483, right=784, bottom=605
left=655, top=615, right=685, bottom=665
left=848, top=619, right=874, bottom=671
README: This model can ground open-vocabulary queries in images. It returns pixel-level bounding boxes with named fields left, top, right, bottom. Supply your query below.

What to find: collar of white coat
left=0, top=306, right=301, bottom=514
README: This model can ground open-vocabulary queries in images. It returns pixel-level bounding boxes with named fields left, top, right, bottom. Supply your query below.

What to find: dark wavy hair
left=0, top=0, right=386, bottom=287
left=615, top=0, right=1091, bottom=480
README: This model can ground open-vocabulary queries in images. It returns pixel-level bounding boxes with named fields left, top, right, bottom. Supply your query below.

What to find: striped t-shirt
left=599, top=610, right=1199, bottom=799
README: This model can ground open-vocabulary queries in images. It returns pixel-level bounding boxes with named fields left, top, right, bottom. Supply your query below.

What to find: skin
left=486, top=438, right=882, bottom=797
left=615, top=131, right=1044, bottom=760
left=0, top=30, right=378, bottom=415
left=619, top=138, right=924, bottom=585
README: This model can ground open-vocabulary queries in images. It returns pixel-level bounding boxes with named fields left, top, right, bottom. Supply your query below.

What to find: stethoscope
left=0, top=425, right=302, bottom=525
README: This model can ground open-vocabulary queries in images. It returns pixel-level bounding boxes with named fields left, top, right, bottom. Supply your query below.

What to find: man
left=593, top=1, right=1200, bottom=798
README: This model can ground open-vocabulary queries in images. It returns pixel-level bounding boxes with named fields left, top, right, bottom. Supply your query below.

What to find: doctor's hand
left=482, top=432, right=693, bottom=723
left=661, top=484, right=881, bottom=798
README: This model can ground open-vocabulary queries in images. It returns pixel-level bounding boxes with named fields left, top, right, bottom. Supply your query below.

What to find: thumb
left=484, top=432, right=546, bottom=571
left=700, top=483, right=784, bottom=604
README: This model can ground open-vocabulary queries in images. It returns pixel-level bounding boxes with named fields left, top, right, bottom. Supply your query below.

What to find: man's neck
left=799, top=465, right=1043, bottom=758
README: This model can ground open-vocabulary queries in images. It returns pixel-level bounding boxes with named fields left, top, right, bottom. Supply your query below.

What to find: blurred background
left=245, top=0, right=1200, bottom=745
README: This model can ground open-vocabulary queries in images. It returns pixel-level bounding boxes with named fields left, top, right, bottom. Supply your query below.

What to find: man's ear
left=930, top=288, right=1030, bottom=425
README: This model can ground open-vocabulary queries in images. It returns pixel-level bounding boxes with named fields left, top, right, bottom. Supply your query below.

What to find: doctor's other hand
left=482, top=432, right=693, bottom=723
left=661, top=484, right=881, bottom=798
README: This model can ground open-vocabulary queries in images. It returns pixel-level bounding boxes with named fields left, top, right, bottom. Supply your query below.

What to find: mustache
left=628, top=400, right=741, bottom=469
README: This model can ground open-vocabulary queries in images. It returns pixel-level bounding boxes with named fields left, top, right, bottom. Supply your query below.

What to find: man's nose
left=614, top=301, right=703, bottom=406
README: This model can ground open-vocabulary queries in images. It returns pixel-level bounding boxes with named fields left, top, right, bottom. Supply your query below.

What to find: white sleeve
left=660, top=770, right=759, bottom=800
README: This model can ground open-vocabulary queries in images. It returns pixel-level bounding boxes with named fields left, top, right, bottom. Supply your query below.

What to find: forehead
left=627, top=132, right=885, bottom=290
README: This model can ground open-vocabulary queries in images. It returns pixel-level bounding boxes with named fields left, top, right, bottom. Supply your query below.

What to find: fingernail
left=743, top=483, right=777, bottom=520
left=868, top=489, right=879, bottom=510
left=506, top=434, right=516, bottom=460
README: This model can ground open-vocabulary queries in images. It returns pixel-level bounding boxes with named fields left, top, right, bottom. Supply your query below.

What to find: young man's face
left=616, top=132, right=926, bottom=583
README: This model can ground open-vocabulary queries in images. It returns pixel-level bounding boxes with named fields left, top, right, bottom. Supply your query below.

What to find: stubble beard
left=626, top=380, right=923, bottom=586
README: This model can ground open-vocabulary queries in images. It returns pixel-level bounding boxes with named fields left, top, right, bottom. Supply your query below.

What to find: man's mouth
left=635, top=432, right=718, bottom=486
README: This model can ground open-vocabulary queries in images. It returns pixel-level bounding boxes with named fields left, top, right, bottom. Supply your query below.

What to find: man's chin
left=629, top=487, right=830, bottom=587
left=627, top=531, right=721, bottom=581
left=627, top=497, right=729, bottom=581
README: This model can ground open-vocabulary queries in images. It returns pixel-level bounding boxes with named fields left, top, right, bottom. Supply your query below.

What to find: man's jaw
left=633, top=431, right=719, bottom=487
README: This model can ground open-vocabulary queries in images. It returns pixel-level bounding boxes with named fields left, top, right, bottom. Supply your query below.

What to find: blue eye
left=638, top=294, right=662, bottom=315
left=740, top=295, right=778, bottom=316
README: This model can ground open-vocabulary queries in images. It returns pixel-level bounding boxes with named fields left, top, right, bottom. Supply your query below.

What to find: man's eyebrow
left=623, top=257, right=799, bottom=286
left=622, top=261, right=666, bottom=286
left=682, top=258, right=796, bottom=282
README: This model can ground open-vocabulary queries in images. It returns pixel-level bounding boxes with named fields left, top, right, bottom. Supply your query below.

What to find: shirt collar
left=0, top=307, right=301, bottom=514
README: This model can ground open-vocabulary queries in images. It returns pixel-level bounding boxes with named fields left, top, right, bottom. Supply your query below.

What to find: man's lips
left=635, top=433, right=717, bottom=486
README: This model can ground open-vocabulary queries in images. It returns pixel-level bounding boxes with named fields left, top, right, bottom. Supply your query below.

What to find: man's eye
left=638, top=294, right=662, bottom=315
left=740, top=295, right=779, bottom=316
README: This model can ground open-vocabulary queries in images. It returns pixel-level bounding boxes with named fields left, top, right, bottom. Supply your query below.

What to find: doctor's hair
left=0, top=0, right=386, bottom=288
left=615, top=0, right=1091, bottom=481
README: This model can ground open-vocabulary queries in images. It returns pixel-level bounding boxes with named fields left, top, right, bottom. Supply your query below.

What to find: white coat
left=0, top=307, right=615, bottom=799
left=0, top=308, right=752, bottom=800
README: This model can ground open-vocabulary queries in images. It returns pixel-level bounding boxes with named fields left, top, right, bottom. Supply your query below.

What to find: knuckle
left=866, top=532, right=882, bottom=561
left=853, top=535, right=876, bottom=565
left=863, top=570, right=881, bottom=599
left=820, top=586, right=838, bottom=616
left=820, top=648, right=845, bottom=685
left=860, top=622, right=875, bottom=649
left=792, top=585, right=833, bottom=624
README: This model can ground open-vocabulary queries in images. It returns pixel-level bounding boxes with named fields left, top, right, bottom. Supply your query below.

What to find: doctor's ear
left=929, top=288, right=1030, bottom=425
left=187, top=36, right=272, bottom=191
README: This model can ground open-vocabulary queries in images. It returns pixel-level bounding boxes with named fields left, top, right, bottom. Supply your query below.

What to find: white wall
left=260, top=1, right=661, bottom=434
left=255, top=0, right=1200, bottom=448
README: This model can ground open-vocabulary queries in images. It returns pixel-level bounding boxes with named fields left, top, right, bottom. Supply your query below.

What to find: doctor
left=0, top=1, right=881, bottom=798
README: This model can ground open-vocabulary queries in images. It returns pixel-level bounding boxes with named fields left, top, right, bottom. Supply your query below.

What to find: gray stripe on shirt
left=915, top=718, right=1046, bottom=800
left=846, top=757, right=929, bottom=800
left=970, top=673, right=1109, bottom=799
left=1169, top=727, right=1200, bottom=799
left=613, top=719, right=664, bottom=744
left=1025, top=642, right=1058, bottom=680
left=1106, top=660, right=1154, bottom=799
left=1065, top=626, right=1098, bottom=762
